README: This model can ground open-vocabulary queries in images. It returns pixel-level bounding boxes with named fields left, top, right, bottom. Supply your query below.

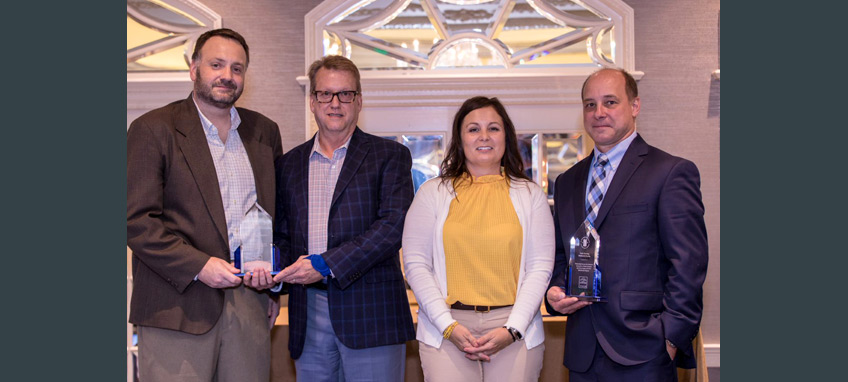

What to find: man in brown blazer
left=127, top=29, right=283, bottom=381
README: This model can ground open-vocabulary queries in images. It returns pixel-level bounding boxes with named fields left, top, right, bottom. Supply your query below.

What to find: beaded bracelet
left=443, top=321, right=459, bottom=339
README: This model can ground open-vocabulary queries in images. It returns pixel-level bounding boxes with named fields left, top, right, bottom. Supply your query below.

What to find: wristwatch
left=503, top=326, right=523, bottom=341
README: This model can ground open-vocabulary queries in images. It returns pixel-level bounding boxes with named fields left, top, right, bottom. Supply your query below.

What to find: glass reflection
left=518, top=132, right=583, bottom=199
left=330, top=0, right=399, bottom=25
left=545, top=0, right=605, bottom=19
left=403, top=134, right=444, bottom=193
left=323, top=31, right=345, bottom=57
left=128, top=0, right=201, bottom=27
left=543, top=132, right=583, bottom=199
left=517, top=134, right=539, bottom=183
left=503, top=3, right=590, bottom=66
left=364, top=0, right=440, bottom=63
left=430, top=0, right=500, bottom=36
left=383, top=131, right=581, bottom=198
left=381, top=134, right=445, bottom=193
left=433, top=38, right=506, bottom=68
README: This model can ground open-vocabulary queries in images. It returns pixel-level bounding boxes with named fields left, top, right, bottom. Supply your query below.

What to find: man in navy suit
left=271, top=55, right=415, bottom=381
left=545, top=68, right=708, bottom=381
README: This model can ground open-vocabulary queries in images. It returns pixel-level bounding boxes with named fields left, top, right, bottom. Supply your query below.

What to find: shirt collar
left=310, top=131, right=352, bottom=159
left=193, top=97, right=241, bottom=138
left=592, top=131, right=638, bottom=172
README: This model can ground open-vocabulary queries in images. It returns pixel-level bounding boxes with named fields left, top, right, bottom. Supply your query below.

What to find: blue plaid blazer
left=274, top=128, right=416, bottom=358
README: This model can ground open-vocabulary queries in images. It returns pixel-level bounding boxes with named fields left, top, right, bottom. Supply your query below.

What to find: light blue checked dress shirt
left=195, top=100, right=257, bottom=260
left=307, top=134, right=352, bottom=277
left=585, top=132, right=639, bottom=213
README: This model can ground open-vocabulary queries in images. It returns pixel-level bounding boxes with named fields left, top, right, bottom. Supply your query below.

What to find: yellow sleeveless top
left=443, top=174, right=522, bottom=306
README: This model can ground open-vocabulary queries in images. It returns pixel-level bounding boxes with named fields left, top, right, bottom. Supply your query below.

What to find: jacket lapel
left=331, top=128, right=369, bottom=207
left=296, top=136, right=314, bottom=243
left=593, top=134, right=648, bottom=228
left=174, top=95, right=228, bottom=243
left=571, top=156, right=592, bottom=230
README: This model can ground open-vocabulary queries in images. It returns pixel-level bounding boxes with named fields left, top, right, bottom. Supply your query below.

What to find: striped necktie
left=586, top=153, right=609, bottom=224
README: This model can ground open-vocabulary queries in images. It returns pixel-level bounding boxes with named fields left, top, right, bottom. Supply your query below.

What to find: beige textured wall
left=200, top=0, right=324, bottom=150
left=626, top=0, right=721, bottom=344
left=195, top=0, right=720, bottom=345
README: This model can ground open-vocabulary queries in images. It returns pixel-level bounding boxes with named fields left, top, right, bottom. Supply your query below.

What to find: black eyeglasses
left=312, top=90, right=359, bottom=103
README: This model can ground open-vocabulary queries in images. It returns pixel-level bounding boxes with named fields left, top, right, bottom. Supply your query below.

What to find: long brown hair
left=439, top=96, right=530, bottom=188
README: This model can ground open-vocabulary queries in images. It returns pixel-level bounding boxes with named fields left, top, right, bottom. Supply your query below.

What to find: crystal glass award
left=565, top=220, right=606, bottom=302
left=233, top=204, right=280, bottom=276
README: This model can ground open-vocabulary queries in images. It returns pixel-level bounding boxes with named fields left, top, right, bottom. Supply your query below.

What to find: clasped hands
left=199, top=254, right=324, bottom=290
left=447, top=324, right=515, bottom=362
left=197, top=257, right=278, bottom=290
left=244, top=254, right=323, bottom=289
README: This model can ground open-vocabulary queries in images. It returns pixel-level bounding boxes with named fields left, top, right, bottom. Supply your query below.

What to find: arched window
left=127, top=0, right=221, bottom=76
left=307, top=0, right=634, bottom=72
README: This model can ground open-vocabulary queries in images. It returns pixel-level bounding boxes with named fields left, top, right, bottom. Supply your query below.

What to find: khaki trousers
left=138, top=285, right=271, bottom=382
left=418, top=307, right=544, bottom=382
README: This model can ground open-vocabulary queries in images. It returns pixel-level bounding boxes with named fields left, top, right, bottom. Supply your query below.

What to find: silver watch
left=503, top=326, right=523, bottom=341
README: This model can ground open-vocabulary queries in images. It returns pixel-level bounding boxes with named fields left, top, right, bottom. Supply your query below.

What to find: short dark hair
left=307, top=55, right=362, bottom=93
left=440, top=96, right=530, bottom=186
left=581, top=68, right=638, bottom=101
left=191, top=28, right=250, bottom=66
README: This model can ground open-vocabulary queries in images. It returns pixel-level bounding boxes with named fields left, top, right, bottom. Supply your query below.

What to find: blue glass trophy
left=565, top=220, right=606, bottom=302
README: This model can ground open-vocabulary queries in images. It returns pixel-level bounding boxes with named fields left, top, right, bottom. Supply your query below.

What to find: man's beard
left=193, top=69, right=243, bottom=109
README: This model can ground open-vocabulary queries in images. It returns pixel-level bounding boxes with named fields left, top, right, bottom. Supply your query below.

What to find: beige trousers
left=418, top=307, right=544, bottom=382
left=138, top=285, right=271, bottom=382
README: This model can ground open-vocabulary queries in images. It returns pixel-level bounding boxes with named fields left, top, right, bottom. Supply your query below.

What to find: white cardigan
left=402, top=177, right=555, bottom=349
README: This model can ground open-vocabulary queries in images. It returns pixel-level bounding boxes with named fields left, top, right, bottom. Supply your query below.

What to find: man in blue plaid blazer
left=271, top=56, right=415, bottom=381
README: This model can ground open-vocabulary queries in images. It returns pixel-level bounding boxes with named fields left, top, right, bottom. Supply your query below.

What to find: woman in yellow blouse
left=403, top=96, right=555, bottom=381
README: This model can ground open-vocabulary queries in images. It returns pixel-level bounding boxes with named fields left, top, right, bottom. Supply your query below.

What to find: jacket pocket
left=620, top=290, right=663, bottom=311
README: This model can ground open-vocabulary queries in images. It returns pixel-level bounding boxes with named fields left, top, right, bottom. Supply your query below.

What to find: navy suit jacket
left=275, top=127, right=416, bottom=358
left=545, top=134, right=708, bottom=372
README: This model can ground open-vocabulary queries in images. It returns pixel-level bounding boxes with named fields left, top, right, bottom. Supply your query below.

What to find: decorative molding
left=704, top=343, right=720, bottom=367
left=302, top=0, right=638, bottom=138
left=127, top=71, right=193, bottom=83
left=298, top=69, right=643, bottom=108
left=127, top=78, right=193, bottom=111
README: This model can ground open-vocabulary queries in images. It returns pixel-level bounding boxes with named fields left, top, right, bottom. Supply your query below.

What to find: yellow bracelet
left=443, top=321, right=459, bottom=339
left=443, top=322, right=457, bottom=339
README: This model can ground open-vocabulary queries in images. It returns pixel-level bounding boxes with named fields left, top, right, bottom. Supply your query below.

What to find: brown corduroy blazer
left=127, top=94, right=282, bottom=334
